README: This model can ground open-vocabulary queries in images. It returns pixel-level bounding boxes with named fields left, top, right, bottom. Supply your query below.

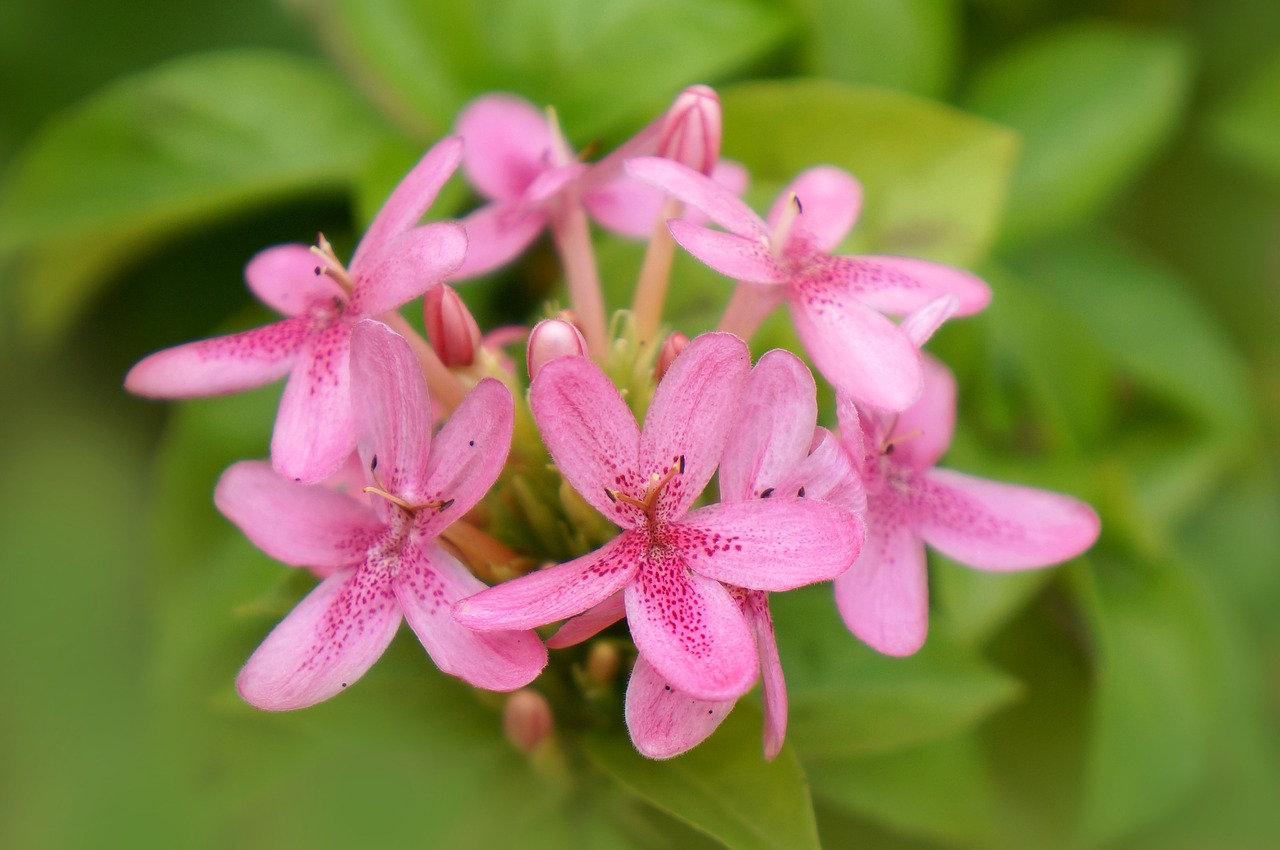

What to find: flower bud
left=655, top=332, right=690, bottom=382
left=658, top=85, right=721, bottom=176
left=503, top=689, right=553, bottom=753
left=527, top=318, right=589, bottom=380
left=424, top=285, right=482, bottom=368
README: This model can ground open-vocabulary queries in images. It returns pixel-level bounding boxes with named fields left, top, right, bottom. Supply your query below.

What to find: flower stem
left=549, top=195, right=608, bottom=361
left=717, top=282, right=773, bottom=341
left=630, top=198, right=683, bottom=347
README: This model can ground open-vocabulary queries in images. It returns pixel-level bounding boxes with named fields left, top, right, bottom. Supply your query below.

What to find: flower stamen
left=309, top=233, right=356, bottom=294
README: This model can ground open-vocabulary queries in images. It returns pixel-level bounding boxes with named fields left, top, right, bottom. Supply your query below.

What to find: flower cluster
left=127, top=86, right=1099, bottom=760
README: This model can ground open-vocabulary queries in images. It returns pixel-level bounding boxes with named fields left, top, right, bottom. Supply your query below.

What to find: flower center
left=604, top=455, right=685, bottom=523
left=310, top=233, right=357, bottom=294
left=362, top=455, right=455, bottom=516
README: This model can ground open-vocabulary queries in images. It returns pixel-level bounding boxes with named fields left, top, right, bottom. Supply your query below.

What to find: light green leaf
left=965, top=23, right=1191, bottom=245
left=583, top=704, right=821, bottom=850
left=1213, top=47, right=1280, bottom=182
left=720, top=79, right=1018, bottom=267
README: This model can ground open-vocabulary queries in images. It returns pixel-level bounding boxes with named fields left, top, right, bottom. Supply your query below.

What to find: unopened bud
left=658, top=85, right=721, bottom=176
left=424, top=285, right=482, bottom=368
left=585, top=641, right=622, bottom=686
left=503, top=689, right=553, bottom=753
left=527, top=318, right=589, bottom=380
left=655, top=332, right=690, bottom=382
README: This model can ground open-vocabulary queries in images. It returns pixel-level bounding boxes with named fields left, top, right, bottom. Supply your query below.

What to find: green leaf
left=965, top=23, right=1191, bottom=245
left=1213, top=47, right=1280, bottom=182
left=300, top=0, right=793, bottom=140
left=582, top=704, right=821, bottom=850
left=0, top=50, right=389, bottom=341
left=720, top=79, right=1018, bottom=267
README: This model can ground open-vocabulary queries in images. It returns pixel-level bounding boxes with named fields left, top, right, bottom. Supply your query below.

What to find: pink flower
left=626, top=157, right=991, bottom=412
left=836, top=355, right=1101, bottom=656
left=454, top=333, right=862, bottom=704
left=216, top=320, right=546, bottom=710
left=125, top=138, right=468, bottom=483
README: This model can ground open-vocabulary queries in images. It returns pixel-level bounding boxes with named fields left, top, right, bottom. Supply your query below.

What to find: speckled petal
left=124, top=318, right=308, bottom=399
left=719, top=349, right=817, bottom=502
left=667, top=220, right=784, bottom=284
left=842, top=256, right=991, bottom=317
left=916, top=469, right=1101, bottom=571
left=768, top=166, right=861, bottom=254
left=626, top=157, right=767, bottom=239
left=743, top=592, right=787, bottom=761
left=237, top=567, right=401, bottom=710
left=396, top=543, right=546, bottom=691
left=349, top=320, right=431, bottom=502
left=350, top=222, right=467, bottom=317
left=456, top=94, right=554, bottom=202
left=352, top=136, right=463, bottom=267
left=271, top=321, right=356, bottom=484
left=453, top=532, right=645, bottom=631
left=624, top=655, right=735, bottom=759
left=245, top=244, right=346, bottom=316
left=545, top=592, right=625, bottom=648
left=890, top=354, right=956, bottom=471
left=452, top=201, right=550, bottom=280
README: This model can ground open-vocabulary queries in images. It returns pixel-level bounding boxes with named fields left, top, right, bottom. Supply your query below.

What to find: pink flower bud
left=658, top=85, right=721, bottom=176
left=424, top=285, right=482, bottom=368
left=503, top=689, right=553, bottom=753
left=527, top=318, right=589, bottom=380
left=655, top=331, right=690, bottom=382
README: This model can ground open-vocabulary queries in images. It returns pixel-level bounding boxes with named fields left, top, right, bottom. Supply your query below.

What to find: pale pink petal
left=124, top=318, right=308, bottom=398
left=350, top=222, right=467, bottom=317
left=456, top=94, right=554, bottom=201
left=891, top=354, right=956, bottom=471
left=625, top=549, right=757, bottom=701
left=786, top=427, right=866, bottom=515
left=710, top=159, right=749, bottom=198
left=271, top=321, right=355, bottom=484
left=524, top=162, right=585, bottom=206
left=348, top=319, right=431, bottom=499
left=667, top=221, right=785, bottom=284
left=842, top=256, right=991, bottom=317
left=236, top=567, right=401, bottom=710
left=395, top=543, right=546, bottom=691
left=214, top=460, right=383, bottom=569
left=834, top=496, right=929, bottom=656
left=678, top=499, right=863, bottom=591
left=245, top=244, right=346, bottom=316
left=743, top=592, right=787, bottom=761
left=835, top=393, right=870, bottom=472
left=453, top=532, right=645, bottom=631
left=546, top=593, right=625, bottom=648
left=626, top=156, right=766, bottom=239
left=768, top=167, right=861, bottom=254
left=900, top=294, right=960, bottom=348
left=530, top=355, right=644, bottom=525
left=789, top=281, right=923, bottom=412
left=641, top=332, right=751, bottom=519
left=624, top=655, right=735, bottom=759
left=452, top=202, right=549, bottom=280
left=582, top=178, right=669, bottom=238
left=718, top=349, right=817, bottom=502
left=353, top=137, right=464, bottom=266
left=915, top=469, right=1101, bottom=571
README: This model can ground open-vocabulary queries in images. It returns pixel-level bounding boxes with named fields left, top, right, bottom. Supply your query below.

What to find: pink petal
left=395, top=543, right=546, bottom=691
left=624, top=655, right=735, bottom=759
left=456, top=94, right=554, bottom=202
left=352, top=136, right=463, bottom=266
left=891, top=354, right=956, bottom=471
left=626, top=156, right=767, bottom=239
left=641, top=332, right=751, bottom=519
left=625, top=549, right=757, bottom=701
left=834, top=495, right=929, bottom=656
left=582, top=178, right=669, bottom=238
left=348, top=320, right=431, bottom=501
left=768, top=166, right=861, bottom=254
left=916, top=469, right=1101, bottom=571
left=530, top=355, right=644, bottom=526
left=678, top=499, right=863, bottom=591
left=451, top=202, right=549, bottom=280
left=349, top=222, right=467, bottom=317
left=453, top=532, right=645, bottom=631
left=236, top=567, right=401, bottom=710
left=245, top=244, right=346, bottom=316
left=124, top=318, right=308, bottom=398
left=835, top=393, right=870, bottom=472
left=718, top=349, right=817, bottom=502
left=900, top=294, right=960, bottom=348
left=271, top=321, right=355, bottom=484
left=789, top=281, right=923, bottom=412
left=842, top=256, right=991, bottom=317
left=214, top=460, right=383, bottom=569
left=786, top=427, right=866, bottom=515
left=667, top=220, right=785, bottom=284
left=545, top=592, right=625, bottom=648
left=743, top=592, right=787, bottom=761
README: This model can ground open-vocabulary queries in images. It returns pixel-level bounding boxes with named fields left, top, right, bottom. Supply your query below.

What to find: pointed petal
left=457, top=94, right=554, bottom=201
left=350, top=222, right=467, bottom=317
left=667, top=220, right=784, bottom=283
left=678, top=499, right=863, bottom=591
left=843, top=256, right=991, bottom=316
left=624, top=655, right=735, bottom=759
left=718, top=349, right=817, bottom=502
left=892, top=354, right=956, bottom=471
left=768, top=166, right=861, bottom=254
left=236, top=567, right=401, bottom=710
left=545, top=592, right=625, bottom=648
left=530, top=355, right=643, bottom=525
left=834, top=495, right=929, bottom=656
left=352, top=136, right=463, bottom=266
left=625, top=549, right=757, bottom=701
left=245, top=244, right=345, bottom=316
left=395, top=543, right=546, bottom=691
left=900, top=294, right=960, bottom=348
left=124, top=318, right=308, bottom=398
left=348, top=319, right=431, bottom=498
left=215, top=460, right=383, bottom=569
left=452, top=202, right=549, bottom=280
left=916, top=469, right=1101, bottom=571
left=453, top=532, right=644, bottom=631
left=271, top=321, right=355, bottom=484
left=743, top=592, right=787, bottom=761
left=641, top=332, right=751, bottom=519
left=626, top=157, right=767, bottom=238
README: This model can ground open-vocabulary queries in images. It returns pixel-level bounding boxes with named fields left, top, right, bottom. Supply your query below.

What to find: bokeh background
left=2, top=0, right=1278, bottom=848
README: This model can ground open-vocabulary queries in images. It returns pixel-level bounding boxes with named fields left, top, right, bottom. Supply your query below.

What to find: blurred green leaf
left=720, top=79, right=1018, bottom=267
left=299, top=0, right=793, bottom=140
left=965, top=23, right=1191, bottom=245
left=933, top=561, right=1055, bottom=647
left=1213, top=47, right=1280, bottom=182
left=0, top=50, right=389, bottom=341
left=583, top=704, right=821, bottom=850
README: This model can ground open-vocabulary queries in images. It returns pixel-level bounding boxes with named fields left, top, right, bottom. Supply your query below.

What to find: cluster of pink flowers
left=127, top=86, right=1100, bottom=760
